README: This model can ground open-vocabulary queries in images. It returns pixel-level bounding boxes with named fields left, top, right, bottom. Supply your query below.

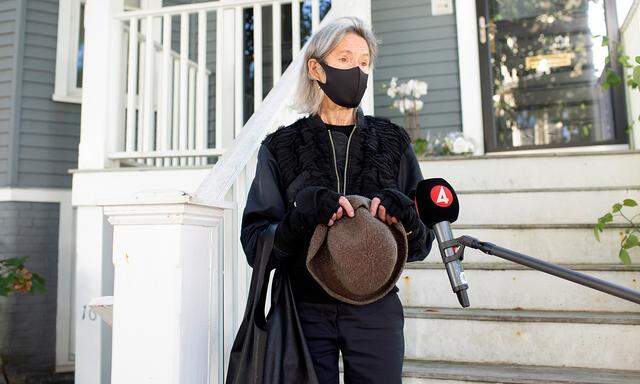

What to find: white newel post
left=98, top=191, right=234, bottom=384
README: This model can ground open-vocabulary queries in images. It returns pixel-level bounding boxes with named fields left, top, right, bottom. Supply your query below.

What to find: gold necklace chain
left=326, top=124, right=358, bottom=195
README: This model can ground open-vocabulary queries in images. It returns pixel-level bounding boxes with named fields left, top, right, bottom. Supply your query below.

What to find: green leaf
left=618, top=55, right=631, bottom=67
left=612, top=203, right=623, bottom=212
left=2, top=257, right=26, bottom=268
left=635, top=55, right=640, bottom=64
left=601, top=213, right=614, bottom=223
left=593, top=225, right=601, bottom=241
left=605, top=69, right=622, bottom=88
left=634, top=66, right=640, bottom=87
left=623, top=198, right=637, bottom=207
left=602, top=35, right=609, bottom=46
left=625, top=234, right=639, bottom=249
left=619, top=248, right=631, bottom=265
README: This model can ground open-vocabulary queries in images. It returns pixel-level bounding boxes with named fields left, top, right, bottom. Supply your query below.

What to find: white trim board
left=0, top=187, right=76, bottom=372
left=455, top=0, right=485, bottom=155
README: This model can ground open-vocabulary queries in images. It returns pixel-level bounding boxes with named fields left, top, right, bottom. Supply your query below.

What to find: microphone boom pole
left=456, top=235, right=640, bottom=306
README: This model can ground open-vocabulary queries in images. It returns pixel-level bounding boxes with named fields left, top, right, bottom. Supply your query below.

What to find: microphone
left=413, top=178, right=470, bottom=307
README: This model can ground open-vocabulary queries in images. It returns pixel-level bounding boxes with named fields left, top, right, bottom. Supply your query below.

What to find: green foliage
left=593, top=199, right=639, bottom=265
left=0, top=257, right=46, bottom=296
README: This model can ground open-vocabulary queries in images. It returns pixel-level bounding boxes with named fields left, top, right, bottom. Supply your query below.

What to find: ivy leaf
left=623, top=199, right=637, bottom=207
left=635, top=55, right=640, bottom=64
left=619, top=249, right=631, bottom=265
left=600, top=212, right=614, bottom=223
left=602, top=69, right=621, bottom=89
left=593, top=225, right=601, bottom=241
left=624, top=234, right=639, bottom=249
left=618, top=55, right=631, bottom=67
left=633, top=66, right=640, bottom=87
left=601, top=35, right=609, bottom=46
left=612, top=203, right=622, bottom=212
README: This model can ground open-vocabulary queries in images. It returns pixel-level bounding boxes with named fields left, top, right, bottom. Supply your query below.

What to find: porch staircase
left=339, top=150, right=640, bottom=383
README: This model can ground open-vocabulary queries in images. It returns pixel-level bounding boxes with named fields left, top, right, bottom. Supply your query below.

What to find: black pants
left=295, top=290, right=405, bottom=384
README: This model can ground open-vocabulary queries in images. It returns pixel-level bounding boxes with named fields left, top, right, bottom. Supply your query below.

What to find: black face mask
left=316, top=60, right=369, bottom=108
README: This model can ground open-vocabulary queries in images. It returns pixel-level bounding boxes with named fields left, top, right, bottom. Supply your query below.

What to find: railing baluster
left=179, top=12, right=189, bottom=166
left=253, top=4, right=262, bottom=110
left=143, top=15, right=156, bottom=166
left=272, top=1, right=281, bottom=84
left=234, top=6, right=244, bottom=136
left=215, top=8, right=223, bottom=153
left=172, top=58, right=180, bottom=167
left=196, top=10, right=207, bottom=166
left=311, top=0, right=320, bottom=33
left=137, top=33, right=145, bottom=165
left=126, top=17, right=138, bottom=156
left=292, top=0, right=301, bottom=59
left=188, top=66, right=196, bottom=166
left=159, top=14, right=173, bottom=167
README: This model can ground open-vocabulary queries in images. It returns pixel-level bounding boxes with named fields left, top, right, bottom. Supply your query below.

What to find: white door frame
left=454, top=1, right=631, bottom=156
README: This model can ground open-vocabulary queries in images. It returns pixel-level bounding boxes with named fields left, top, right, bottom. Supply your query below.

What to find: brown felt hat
left=306, top=194, right=408, bottom=305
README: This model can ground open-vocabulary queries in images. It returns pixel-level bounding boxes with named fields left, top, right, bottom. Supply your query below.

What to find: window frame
left=53, top=0, right=85, bottom=104
left=53, top=0, right=142, bottom=104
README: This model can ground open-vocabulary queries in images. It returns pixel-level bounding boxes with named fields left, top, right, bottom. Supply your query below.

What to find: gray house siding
left=0, top=0, right=81, bottom=190
left=371, top=0, right=462, bottom=138
left=18, top=0, right=81, bottom=188
left=0, top=0, right=19, bottom=187
left=0, top=201, right=60, bottom=379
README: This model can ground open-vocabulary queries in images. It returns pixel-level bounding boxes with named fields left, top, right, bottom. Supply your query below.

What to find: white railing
left=118, top=24, right=213, bottom=167
left=112, top=0, right=327, bottom=167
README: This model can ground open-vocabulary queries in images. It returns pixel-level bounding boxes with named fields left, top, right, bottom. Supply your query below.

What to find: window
left=53, top=0, right=141, bottom=103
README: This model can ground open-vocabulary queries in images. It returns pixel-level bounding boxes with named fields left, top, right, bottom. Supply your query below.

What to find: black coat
left=240, top=106, right=436, bottom=302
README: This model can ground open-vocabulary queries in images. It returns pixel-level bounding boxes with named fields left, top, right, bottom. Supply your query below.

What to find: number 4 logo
left=430, top=185, right=453, bottom=208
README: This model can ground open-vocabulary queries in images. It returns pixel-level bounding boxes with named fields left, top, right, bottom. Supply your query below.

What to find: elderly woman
left=240, top=16, right=435, bottom=384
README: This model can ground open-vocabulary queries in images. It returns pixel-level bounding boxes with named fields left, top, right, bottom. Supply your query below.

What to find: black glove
left=272, top=186, right=341, bottom=265
left=371, top=188, right=421, bottom=238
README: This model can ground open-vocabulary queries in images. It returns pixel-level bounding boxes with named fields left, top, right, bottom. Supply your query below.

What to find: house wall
left=0, top=0, right=81, bottom=190
left=0, top=0, right=18, bottom=187
left=371, top=0, right=462, bottom=138
left=18, top=0, right=81, bottom=188
left=0, top=201, right=60, bottom=378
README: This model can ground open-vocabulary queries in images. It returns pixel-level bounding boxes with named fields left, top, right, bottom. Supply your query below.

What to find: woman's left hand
left=370, top=188, right=420, bottom=230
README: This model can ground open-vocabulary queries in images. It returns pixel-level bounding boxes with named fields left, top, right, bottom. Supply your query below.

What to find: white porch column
left=78, top=0, right=125, bottom=170
left=98, top=191, right=234, bottom=384
left=74, top=1, right=124, bottom=383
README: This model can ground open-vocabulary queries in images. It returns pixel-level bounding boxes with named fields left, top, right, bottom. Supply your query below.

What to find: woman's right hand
left=273, top=186, right=355, bottom=265
left=293, top=186, right=355, bottom=228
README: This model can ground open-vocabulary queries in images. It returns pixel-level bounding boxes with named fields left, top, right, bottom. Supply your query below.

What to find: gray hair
left=288, top=16, right=379, bottom=115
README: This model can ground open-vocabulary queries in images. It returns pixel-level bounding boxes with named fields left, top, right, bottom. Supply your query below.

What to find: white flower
left=412, top=80, right=428, bottom=98
left=387, top=87, right=397, bottom=98
left=414, top=99, right=424, bottom=111
left=392, top=99, right=404, bottom=113
left=403, top=98, right=415, bottom=112
left=448, top=133, right=476, bottom=154
left=386, top=77, right=398, bottom=98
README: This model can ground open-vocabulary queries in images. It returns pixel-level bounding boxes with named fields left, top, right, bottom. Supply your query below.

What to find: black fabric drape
left=226, top=223, right=320, bottom=384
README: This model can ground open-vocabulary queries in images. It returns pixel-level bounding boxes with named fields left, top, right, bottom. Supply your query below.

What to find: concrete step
left=422, top=225, right=638, bottom=265
left=403, top=307, right=640, bottom=371
left=398, top=264, right=640, bottom=312
left=453, top=187, right=640, bottom=225
left=399, top=359, right=640, bottom=384
left=419, top=149, right=640, bottom=192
